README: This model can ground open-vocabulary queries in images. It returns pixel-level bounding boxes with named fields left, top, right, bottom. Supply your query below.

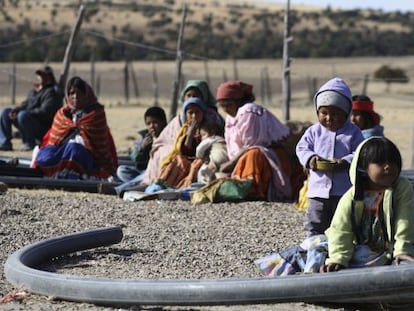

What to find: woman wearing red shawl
left=32, top=76, right=118, bottom=179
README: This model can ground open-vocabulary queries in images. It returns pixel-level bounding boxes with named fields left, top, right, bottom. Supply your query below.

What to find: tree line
left=1, top=1, right=414, bottom=62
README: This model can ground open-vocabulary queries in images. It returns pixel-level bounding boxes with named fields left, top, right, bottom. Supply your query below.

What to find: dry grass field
left=0, top=56, right=413, bottom=168
left=0, top=56, right=414, bottom=311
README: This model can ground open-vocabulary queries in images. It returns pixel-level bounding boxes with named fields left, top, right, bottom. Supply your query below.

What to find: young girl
left=156, top=97, right=206, bottom=188
left=321, top=137, right=414, bottom=272
left=351, top=94, right=384, bottom=139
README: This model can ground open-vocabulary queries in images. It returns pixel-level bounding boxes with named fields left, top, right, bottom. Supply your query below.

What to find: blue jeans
left=116, top=165, right=142, bottom=182
left=0, top=108, right=48, bottom=148
left=114, top=165, right=145, bottom=195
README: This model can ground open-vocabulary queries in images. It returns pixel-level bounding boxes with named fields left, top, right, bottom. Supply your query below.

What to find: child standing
left=296, top=77, right=364, bottom=237
left=196, top=120, right=229, bottom=185
left=115, top=107, right=167, bottom=194
left=320, top=137, right=414, bottom=272
left=351, top=94, right=384, bottom=139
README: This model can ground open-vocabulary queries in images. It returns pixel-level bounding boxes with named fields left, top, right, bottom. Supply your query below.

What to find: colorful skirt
left=34, top=143, right=106, bottom=179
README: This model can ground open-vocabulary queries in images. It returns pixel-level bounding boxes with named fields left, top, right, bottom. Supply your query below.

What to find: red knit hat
left=352, top=98, right=380, bottom=125
left=216, top=80, right=253, bottom=100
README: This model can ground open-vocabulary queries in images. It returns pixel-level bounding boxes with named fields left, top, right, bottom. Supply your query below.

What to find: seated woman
left=141, top=79, right=223, bottom=186
left=32, top=76, right=118, bottom=180
left=216, top=80, right=296, bottom=201
left=156, top=97, right=208, bottom=189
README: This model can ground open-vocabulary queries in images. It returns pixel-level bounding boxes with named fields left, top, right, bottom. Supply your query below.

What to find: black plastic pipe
left=0, top=176, right=120, bottom=194
left=5, top=227, right=414, bottom=306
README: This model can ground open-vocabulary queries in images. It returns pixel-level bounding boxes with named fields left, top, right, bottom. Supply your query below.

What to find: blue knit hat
left=314, top=77, right=352, bottom=116
left=180, top=97, right=207, bottom=124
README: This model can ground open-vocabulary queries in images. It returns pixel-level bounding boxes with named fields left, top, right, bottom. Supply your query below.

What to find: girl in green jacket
left=321, top=137, right=414, bottom=272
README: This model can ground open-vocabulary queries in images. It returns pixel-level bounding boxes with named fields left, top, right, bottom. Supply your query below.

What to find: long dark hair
left=354, top=137, right=401, bottom=200
left=66, top=76, right=87, bottom=96
left=358, top=137, right=402, bottom=173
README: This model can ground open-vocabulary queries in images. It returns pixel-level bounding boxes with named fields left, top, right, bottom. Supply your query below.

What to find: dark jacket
left=13, top=84, right=62, bottom=127
left=130, top=129, right=152, bottom=170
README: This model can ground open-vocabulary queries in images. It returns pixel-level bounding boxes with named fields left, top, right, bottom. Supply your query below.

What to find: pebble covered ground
left=0, top=188, right=390, bottom=311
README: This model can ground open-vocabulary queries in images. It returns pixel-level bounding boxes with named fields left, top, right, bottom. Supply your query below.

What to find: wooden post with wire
left=90, top=47, right=95, bottom=91
left=58, top=4, right=85, bottom=97
left=129, top=62, right=140, bottom=102
left=10, top=63, right=16, bottom=106
left=281, top=0, right=292, bottom=122
left=169, top=1, right=187, bottom=120
left=123, top=61, right=129, bottom=104
left=152, top=61, right=159, bottom=107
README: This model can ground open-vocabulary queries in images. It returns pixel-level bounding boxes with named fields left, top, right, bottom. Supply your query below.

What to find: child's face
left=145, top=116, right=166, bottom=137
left=318, top=106, right=347, bottom=132
left=366, top=162, right=399, bottom=189
left=199, top=127, right=211, bottom=140
left=185, top=105, right=204, bottom=124
left=351, top=110, right=365, bottom=130
left=184, top=88, right=202, bottom=101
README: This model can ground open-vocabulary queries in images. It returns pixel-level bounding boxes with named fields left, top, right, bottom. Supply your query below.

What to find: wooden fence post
left=222, top=69, right=228, bottom=83
left=281, top=0, right=292, bottom=121
left=307, top=76, right=317, bottom=103
left=96, top=74, right=101, bottom=97
left=58, top=5, right=85, bottom=98
left=260, top=68, right=265, bottom=105
left=123, top=61, right=129, bottom=105
left=90, top=48, right=95, bottom=90
left=169, top=2, right=187, bottom=120
left=10, top=63, right=16, bottom=106
left=264, top=67, right=271, bottom=105
left=152, top=61, right=159, bottom=107
left=203, top=60, right=210, bottom=86
left=362, top=74, right=369, bottom=94
left=233, top=58, right=239, bottom=80
left=129, top=62, right=140, bottom=101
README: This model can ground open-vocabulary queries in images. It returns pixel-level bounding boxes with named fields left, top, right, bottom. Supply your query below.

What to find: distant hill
left=0, top=0, right=413, bottom=62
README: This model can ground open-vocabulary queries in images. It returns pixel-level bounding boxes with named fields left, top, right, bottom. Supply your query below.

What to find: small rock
left=0, top=182, right=8, bottom=194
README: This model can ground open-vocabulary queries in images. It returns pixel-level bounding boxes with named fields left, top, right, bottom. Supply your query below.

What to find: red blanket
left=43, top=105, right=118, bottom=176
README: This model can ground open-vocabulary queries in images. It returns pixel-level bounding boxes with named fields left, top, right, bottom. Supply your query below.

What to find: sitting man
left=0, top=65, right=62, bottom=151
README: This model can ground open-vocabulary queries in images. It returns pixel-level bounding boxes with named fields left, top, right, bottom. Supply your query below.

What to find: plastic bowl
left=315, top=159, right=337, bottom=171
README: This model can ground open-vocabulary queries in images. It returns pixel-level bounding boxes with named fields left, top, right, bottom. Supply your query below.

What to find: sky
left=266, top=0, right=413, bottom=12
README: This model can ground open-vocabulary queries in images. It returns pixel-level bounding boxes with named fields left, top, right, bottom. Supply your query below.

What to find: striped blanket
left=33, top=104, right=118, bottom=179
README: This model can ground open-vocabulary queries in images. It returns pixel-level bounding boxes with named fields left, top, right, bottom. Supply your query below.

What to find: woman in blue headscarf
left=141, top=80, right=224, bottom=186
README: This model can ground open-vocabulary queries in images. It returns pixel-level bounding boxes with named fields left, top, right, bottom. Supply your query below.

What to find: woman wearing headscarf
left=32, top=76, right=118, bottom=179
left=216, top=80, right=295, bottom=201
left=141, top=80, right=224, bottom=186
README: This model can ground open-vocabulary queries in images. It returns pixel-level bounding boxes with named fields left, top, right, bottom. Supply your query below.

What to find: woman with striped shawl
left=32, top=76, right=117, bottom=180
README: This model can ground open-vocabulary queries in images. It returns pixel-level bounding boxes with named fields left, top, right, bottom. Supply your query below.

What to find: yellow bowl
left=316, top=160, right=337, bottom=171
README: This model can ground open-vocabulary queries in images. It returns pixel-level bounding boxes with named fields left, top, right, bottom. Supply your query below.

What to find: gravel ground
left=0, top=188, right=383, bottom=311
